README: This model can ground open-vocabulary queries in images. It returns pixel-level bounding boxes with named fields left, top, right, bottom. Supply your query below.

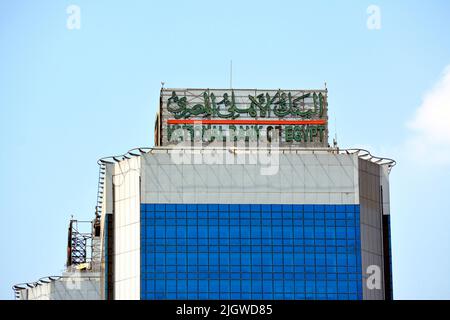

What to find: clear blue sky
left=1, top=0, right=449, bottom=300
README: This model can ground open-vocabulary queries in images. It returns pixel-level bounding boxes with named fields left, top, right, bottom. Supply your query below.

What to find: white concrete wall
left=113, top=157, right=141, bottom=300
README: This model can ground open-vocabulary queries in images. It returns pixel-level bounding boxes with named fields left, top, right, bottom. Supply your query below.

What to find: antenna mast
left=230, top=60, right=233, bottom=89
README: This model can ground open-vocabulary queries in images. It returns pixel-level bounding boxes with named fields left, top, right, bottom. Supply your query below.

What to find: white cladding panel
left=358, top=159, right=385, bottom=300
left=113, top=157, right=141, bottom=300
left=380, top=165, right=391, bottom=216
left=16, top=274, right=100, bottom=300
left=141, top=151, right=359, bottom=205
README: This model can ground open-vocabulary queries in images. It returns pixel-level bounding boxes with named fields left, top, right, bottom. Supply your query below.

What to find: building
left=14, top=87, right=395, bottom=300
left=13, top=219, right=101, bottom=300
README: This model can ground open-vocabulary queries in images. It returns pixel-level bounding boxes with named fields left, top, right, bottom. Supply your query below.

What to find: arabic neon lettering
left=167, top=90, right=325, bottom=119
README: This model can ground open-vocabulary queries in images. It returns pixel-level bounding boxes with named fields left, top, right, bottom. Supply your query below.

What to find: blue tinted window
left=141, top=203, right=362, bottom=300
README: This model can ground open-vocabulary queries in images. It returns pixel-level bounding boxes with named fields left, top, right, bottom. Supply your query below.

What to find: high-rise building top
left=14, top=87, right=395, bottom=300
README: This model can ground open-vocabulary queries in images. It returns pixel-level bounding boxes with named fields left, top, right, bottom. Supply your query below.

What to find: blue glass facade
left=140, top=204, right=362, bottom=300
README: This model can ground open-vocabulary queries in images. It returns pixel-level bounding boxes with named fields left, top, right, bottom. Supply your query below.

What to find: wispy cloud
left=406, top=65, right=450, bottom=165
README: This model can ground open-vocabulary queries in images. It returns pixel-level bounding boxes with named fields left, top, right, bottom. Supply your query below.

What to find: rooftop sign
left=157, top=88, right=328, bottom=147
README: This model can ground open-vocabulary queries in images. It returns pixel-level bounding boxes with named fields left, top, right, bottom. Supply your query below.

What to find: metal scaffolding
left=66, top=217, right=101, bottom=268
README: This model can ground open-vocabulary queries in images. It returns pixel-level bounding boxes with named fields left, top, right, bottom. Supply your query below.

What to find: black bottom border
left=0, top=300, right=445, bottom=319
